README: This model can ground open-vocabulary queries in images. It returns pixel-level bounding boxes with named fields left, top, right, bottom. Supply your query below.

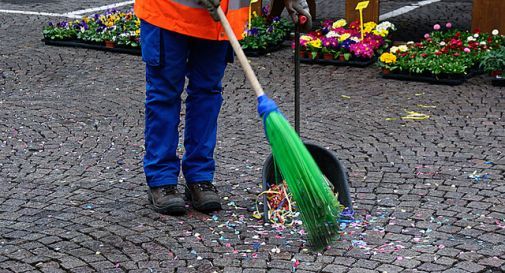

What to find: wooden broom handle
left=217, top=7, right=265, bottom=97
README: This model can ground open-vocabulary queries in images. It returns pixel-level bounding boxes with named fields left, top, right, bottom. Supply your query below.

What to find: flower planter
left=381, top=68, right=391, bottom=75
left=492, top=77, right=505, bottom=86
left=299, top=56, right=375, bottom=67
left=381, top=70, right=468, bottom=86
left=298, top=50, right=307, bottom=58
left=491, top=70, right=503, bottom=77
left=323, top=53, right=334, bottom=60
left=42, top=38, right=141, bottom=56
left=105, top=40, right=115, bottom=48
left=243, top=42, right=286, bottom=57
left=338, top=54, right=346, bottom=62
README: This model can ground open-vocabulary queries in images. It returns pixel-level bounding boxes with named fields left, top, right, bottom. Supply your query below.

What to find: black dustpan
left=261, top=16, right=353, bottom=223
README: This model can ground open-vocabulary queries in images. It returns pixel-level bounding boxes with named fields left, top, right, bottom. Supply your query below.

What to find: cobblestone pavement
left=1, top=1, right=504, bottom=273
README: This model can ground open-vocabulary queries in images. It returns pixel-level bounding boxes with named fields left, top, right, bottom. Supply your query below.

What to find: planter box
left=381, top=70, right=469, bottom=86
left=492, top=77, right=505, bottom=87
left=299, top=56, right=375, bottom=68
left=43, top=38, right=141, bottom=56
left=243, top=42, right=286, bottom=57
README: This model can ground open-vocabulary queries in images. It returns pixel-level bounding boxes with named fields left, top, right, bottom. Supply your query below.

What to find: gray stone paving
left=1, top=0, right=504, bottom=272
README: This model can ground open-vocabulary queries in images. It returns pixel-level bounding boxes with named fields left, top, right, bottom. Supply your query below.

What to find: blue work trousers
left=140, top=20, right=232, bottom=188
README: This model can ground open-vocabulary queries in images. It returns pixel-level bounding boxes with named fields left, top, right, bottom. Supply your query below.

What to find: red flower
left=435, top=51, right=442, bottom=56
left=421, top=53, right=428, bottom=58
left=453, top=53, right=460, bottom=57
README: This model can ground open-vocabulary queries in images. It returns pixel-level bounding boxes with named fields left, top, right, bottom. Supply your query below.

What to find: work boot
left=185, top=182, right=222, bottom=213
left=147, top=185, right=186, bottom=215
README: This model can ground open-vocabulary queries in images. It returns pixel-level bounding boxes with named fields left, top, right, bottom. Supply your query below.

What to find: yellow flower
left=364, top=22, right=377, bottom=33
left=300, top=35, right=313, bottom=41
left=380, top=52, right=397, bottom=64
left=373, top=29, right=389, bottom=37
left=83, top=16, right=89, bottom=23
left=332, top=19, right=347, bottom=29
left=135, top=29, right=140, bottom=36
left=339, top=33, right=351, bottom=42
left=307, top=39, right=322, bottom=48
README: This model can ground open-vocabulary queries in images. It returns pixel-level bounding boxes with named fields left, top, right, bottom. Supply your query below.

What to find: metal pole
left=294, top=22, right=301, bottom=136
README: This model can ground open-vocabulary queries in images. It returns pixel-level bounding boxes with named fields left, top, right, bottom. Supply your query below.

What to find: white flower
left=376, top=21, right=396, bottom=32
left=440, top=41, right=446, bottom=46
left=326, top=31, right=340, bottom=38
left=398, top=45, right=409, bottom=52
left=407, top=41, right=414, bottom=45
left=473, top=33, right=479, bottom=38
left=467, top=36, right=475, bottom=42
left=350, top=36, right=361, bottom=42
left=492, top=29, right=499, bottom=36
left=390, top=46, right=399, bottom=54
left=480, top=41, right=487, bottom=45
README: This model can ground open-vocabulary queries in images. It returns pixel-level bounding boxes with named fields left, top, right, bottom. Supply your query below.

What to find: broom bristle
left=264, top=111, right=341, bottom=250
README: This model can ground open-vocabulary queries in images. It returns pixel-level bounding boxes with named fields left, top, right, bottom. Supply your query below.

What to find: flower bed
left=43, top=9, right=141, bottom=54
left=297, top=19, right=395, bottom=67
left=240, top=12, right=292, bottom=57
left=42, top=8, right=291, bottom=57
left=378, top=23, right=505, bottom=85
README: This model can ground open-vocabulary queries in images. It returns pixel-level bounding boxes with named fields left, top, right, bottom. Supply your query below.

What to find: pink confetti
left=438, top=244, right=445, bottom=249
left=397, top=256, right=403, bottom=261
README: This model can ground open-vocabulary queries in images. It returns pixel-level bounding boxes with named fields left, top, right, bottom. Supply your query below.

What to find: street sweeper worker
left=134, top=0, right=312, bottom=215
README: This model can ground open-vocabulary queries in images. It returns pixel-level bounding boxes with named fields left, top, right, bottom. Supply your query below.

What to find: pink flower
left=424, top=33, right=430, bottom=39
left=446, top=22, right=452, bottom=29
left=433, top=24, right=441, bottom=30
left=464, top=48, right=471, bottom=53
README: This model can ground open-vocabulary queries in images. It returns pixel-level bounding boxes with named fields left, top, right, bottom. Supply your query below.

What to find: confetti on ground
left=341, top=95, right=351, bottom=99
left=401, top=111, right=430, bottom=120
left=417, top=104, right=437, bottom=108
left=468, top=170, right=491, bottom=182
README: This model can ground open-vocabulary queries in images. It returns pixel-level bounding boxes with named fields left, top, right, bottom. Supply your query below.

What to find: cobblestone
left=1, top=0, right=503, bottom=272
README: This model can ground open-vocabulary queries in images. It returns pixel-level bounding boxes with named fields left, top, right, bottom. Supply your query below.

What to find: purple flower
left=340, top=39, right=356, bottom=50
left=272, top=16, right=280, bottom=23
left=247, top=27, right=259, bottom=36
left=48, top=22, right=54, bottom=27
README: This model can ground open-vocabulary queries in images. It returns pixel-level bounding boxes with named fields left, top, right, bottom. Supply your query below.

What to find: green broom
left=216, top=8, right=340, bottom=250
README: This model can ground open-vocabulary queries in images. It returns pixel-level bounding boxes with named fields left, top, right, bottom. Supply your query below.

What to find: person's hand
left=196, top=0, right=221, bottom=21
left=283, top=0, right=312, bottom=32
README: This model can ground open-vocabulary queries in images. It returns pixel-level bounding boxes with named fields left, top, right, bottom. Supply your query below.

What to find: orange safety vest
left=134, top=0, right=250, bottom=41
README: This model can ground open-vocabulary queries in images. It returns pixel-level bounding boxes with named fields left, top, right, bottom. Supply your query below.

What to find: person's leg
left=182, top=39, right=230, bottom=184
left=141, top=20, right=189, bottom=214
left=182, top=37, right=231, bottom=212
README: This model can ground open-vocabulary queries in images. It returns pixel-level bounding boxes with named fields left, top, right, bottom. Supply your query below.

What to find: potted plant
left=306, top=38, right=322, bottom=59
left=480, top=46, right=505, bottom=77
left=378, top=52, right=397, bottom=74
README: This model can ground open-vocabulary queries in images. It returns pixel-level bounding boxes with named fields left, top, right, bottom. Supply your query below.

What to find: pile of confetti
left=254, top=180, right=301, bottom=227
